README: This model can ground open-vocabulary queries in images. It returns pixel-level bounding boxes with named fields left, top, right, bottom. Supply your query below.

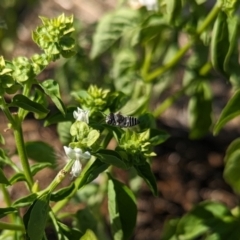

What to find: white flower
left=63, top=146, right=91, bottom=177
left=73, top=107, right=89, bottom=123
left=138, top=0, right=158, bottom=11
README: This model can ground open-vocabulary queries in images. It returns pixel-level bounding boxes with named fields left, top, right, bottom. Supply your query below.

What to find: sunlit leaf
left=107, top=175, right=137, bottom=240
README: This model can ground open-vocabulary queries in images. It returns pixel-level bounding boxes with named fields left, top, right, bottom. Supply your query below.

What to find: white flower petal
left=81, top=151, right=91, bottom=160
left=63, top=146, right=75, bottom=159
left=73, top=107, right=89, bottom=123
left=70, top=160, right=82, bottom=177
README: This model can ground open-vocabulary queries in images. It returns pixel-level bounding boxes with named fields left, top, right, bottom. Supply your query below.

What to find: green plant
left=0, top=12, right=168, bottom=240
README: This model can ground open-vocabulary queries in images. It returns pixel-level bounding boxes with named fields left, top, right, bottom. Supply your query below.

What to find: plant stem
left=1, top=185, right=16, bottom=224
left=45, top=158, right=75, bottom=193
left=13, top=126, right=33, bottom=189
left=0, top=222, right=24, bottom=231
left=145, top=4, right=221, bottom=82
left=52, top=158, right=95, bottom=214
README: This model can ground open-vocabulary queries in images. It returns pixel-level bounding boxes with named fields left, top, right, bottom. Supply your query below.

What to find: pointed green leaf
left=90, top=8, right=140, bottom=59
left=44, top=107, right=75, bottom=126
left=40, top=79, right=66, bottom=115
left=9, top=173, right=26, bottom=184
left=13, top=193, right=38, bottom=208
left=31, top=162, right=53, bottom=176
left=10, top=94, right=49, bottom=114
left=176, top=201, right=238, bottom=239
left=224, top=149, right=240, bottom=193
left=214, top=89, right=240, bottom=135
left=134, top=162, right=158, bottom=196
left=24, top=193, right=50, bottom=240
left=0, top=207, right=17, bottom=219
left=78, top=159, right=109, bottom=189
left=50, top=183, right=75, bottom=202
left=80, top=229, right=98, bottom=240
left=95, top=149, right=127, bottom=169
left=0, top=168, right=10, bottom=185
left=210, top=11, right=229, bottom=76
left=188, top=81, right=212, bottom=139
left=108, top=175, right=137, bottom=240
left=25, top=141, right=56, bottom=165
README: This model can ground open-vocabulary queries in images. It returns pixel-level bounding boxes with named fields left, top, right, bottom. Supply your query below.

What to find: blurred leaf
left=31, top=162, right=53, bottom=176
left=0, top=207, right=17, bottom=219
left=87, top=130, right=100, bottom=147
left=188, top=81, right=212, bottom=139
left=95, top=149, right=127, bottom=169
left=40, top=79, right=66, bottom=115
left=0, top=134, right=5, bottom=145
left=76, top=208, right=97, bottom=235
left=223, top=16, right=238, bottom=73
left=161, top=218, right=179, bottom=240
left=25, top=141, right=56, bottom=165
left=107, top=175, right=137, bottom=240
left=44, top=107, right=75, bottom=126
left=224, top=149, right=240, bottom=193
left=32, top=88, right=49, bottom=119
left=80, top=229, right=98, bottom=240
left=50, top=183, right=75, bottom=202
left=134, top=162, right=158, bottom=196
left=214, top=89, right=240, bottom=135
left=90, top=8, right=140, bottom=59
left=9, top=173, right=26, bottom=184
left=78, top=159, right=109, bottom=189
left=0, top=168, right=10, bottom=185
left=176, top=201, right=240, bottom=239
left=210, top=11, right=229, bottom=76
left=138, top=113, right=156, bottom=129
left=23, top=193, right=50, bottom=240
left=13, top=193, right=38, bottom=208
left=224, top=138, right=240, bottom=163
left=148, top=128, right=170, bottom=145
left=166, top=0, right=182, bottom=24
left=10, top=94, right=49, bottom=114
left=57, top=121, right=72, bottom=145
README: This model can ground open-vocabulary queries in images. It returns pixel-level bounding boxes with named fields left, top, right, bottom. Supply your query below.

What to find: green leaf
left=31, top=162, right=53, bottom=176
left=188, top=81, right=212, bottom=139
left=148, top=128, right=170, bottom=145
left=90, top=8, right=140, bottom=59
left=80, top=229, right=98, bottom=240
left=214, top=89, right=240, bottom=135
left=40, top=79, right=66, bottom=115
left=50, top=183, right=75, bottom=202
left=176, top=201, right=239, bottom=239
left=0, top=207, right=17, bottom=219
left=87, top=130, right=100, bottom=147
left=223, top=16, right=238, bottom=73
left=25, top=141, right=56, bottom=165
left=95, top=149, right=127, bottom=169
left=166, top=0, right=182, bottom=24
left=10, top=94, right=49, bottom=114
left=0, top=149, right=12, bottom=165
left=210, top=11, right=229, bottom=76
left=0, top=134, right=5, bottom=145
left=134, top=162, right=158, bottom=196
left=76, top=208, right=97, bottom=235
left=107, top=175, right=137, bottom=240
left=0, top=168, right=10, bottom=185
left=32, top=88, right=49, bottom=119
left=161, top=218, right=179, bottom=240
left=78, top=159, right=109, bottom=189
left=9, top=173, right=26, bottom=184
left=224, top=149, right=240, bottom=193
left=24, top=193, right=50, bottom=240
left=44, top=107, right=75, bottom=126
left=13, top=193, right=38, bottom=208
left=224, top=138, right=240, bottom=163
left=57, top=121, right=72, bottom=145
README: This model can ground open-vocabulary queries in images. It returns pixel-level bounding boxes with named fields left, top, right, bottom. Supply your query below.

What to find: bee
left=105, top=112, right=139, bottom=128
